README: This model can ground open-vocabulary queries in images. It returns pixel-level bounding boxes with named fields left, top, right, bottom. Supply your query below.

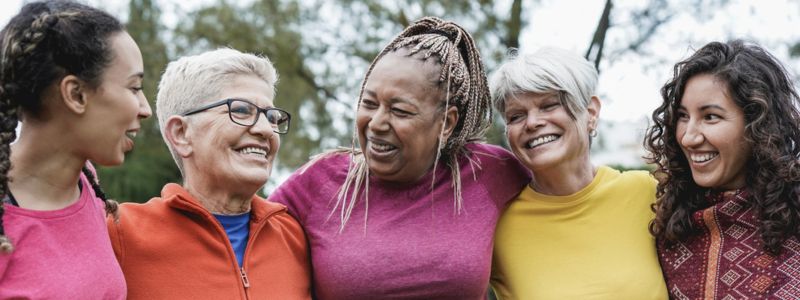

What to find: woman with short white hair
left=489, top=47, right=667, bottom=299
left=107, top=48, right=311, bottom=299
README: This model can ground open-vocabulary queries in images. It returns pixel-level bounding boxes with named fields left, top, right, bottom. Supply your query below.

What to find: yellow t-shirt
left=491, top=166, right=667, bottom=300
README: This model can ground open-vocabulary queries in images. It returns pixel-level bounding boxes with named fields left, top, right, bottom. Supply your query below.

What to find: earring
left=589, top=128, right=598, bottom=138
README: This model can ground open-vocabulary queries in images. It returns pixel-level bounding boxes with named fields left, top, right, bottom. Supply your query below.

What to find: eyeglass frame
left=180, top=98, right=291, bottom=134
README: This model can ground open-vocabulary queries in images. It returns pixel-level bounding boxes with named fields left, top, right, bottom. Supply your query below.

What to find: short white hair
left=156, top=48, right=278, bottom=175
left=490, top=47, right=597, bottom=119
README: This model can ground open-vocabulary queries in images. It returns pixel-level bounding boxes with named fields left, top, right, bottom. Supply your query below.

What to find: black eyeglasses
left=181, top=99, right=291, bottom=134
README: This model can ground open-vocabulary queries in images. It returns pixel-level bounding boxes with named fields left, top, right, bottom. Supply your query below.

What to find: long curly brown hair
left=645, top=40, right=800, bottom=254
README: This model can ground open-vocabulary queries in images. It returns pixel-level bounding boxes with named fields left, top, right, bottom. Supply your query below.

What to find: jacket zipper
left=240, top=267, right=250, bottom=288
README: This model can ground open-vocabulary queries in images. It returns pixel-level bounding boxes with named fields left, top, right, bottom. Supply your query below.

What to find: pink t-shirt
left=270, top=143, right=530, bottom=299
left=0, top=171, right=126, bottom=299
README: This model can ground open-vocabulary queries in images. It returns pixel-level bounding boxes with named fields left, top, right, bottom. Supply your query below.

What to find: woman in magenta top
left=270, top=17, right=529, bottom=299
left=0, top=1, right=152, bottom=298
left=646, top=40, right=800, bottom=298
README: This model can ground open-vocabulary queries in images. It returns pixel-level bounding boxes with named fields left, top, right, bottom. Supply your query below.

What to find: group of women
left=1, top=1, right=799, bottom=299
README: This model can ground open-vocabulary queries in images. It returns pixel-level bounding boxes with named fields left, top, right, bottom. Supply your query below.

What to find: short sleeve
left=466, top=143, right=531, bottom=208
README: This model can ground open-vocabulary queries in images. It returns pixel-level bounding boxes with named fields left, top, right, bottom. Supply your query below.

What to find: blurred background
left=2, top=0, right=799, bottom=202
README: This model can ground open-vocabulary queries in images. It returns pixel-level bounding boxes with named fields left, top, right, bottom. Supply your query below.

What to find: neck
left=8, top=124, right=85, bottom=210
left=182, top=170, right=256, bottom=215
left=530, top=156, right=596, bottom=196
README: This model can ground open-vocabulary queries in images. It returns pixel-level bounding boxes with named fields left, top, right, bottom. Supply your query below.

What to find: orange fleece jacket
left=107, top=183, right=311, bottom=299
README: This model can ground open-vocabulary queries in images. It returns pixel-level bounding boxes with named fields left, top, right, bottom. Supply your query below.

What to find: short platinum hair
left=490, top=47, right=598, bottom=119
left=156, top=48, right=278, bottom=175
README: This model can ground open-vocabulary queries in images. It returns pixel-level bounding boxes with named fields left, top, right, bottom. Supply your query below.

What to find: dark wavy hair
left=645, top=40, right=800, bottom=254
left=0, top=0, right=124, bottom=252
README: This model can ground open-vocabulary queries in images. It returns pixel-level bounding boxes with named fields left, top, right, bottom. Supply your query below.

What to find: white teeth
left=691, top=152, right=718, bottom=163
left=239, top=147, right=267, bottom=157
left=370, top=142, right=396, bottom=152
left=528, top=135, right=558, bottom=148
left=126, top=131, right=137, bottom=139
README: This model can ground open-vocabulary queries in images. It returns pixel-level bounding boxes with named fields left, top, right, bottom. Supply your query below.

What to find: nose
left=249, top=113, right=276, bottom=139
left=367, top=107, right=390, bottom=132
left=679, top=121, right=704, bottom=148
left=524, top=112, right=545, bottom=132
left=138, top=94, right=153, bottom=119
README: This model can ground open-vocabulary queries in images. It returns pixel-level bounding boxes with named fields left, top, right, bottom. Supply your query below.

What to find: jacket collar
left=160, top=183, right=286, bottom=223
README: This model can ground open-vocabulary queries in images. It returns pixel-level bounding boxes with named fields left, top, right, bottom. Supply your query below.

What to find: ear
left=441, top=105, right=459, bottom=140
left=587, top=96, right=602, bottom=130
left=59, top=75, right=89, bottom=114
left=165, top=116, right=193, bottom=158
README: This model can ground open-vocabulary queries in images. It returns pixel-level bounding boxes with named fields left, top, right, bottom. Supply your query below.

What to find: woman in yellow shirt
left=488, top=47, right=667, bottom=299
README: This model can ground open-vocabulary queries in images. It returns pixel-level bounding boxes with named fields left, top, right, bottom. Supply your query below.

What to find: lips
left=690, top=152, right=718, bottom=163
left=526, top=134, right=560, bottom=149
left=366, top=137, right=398, bottom=160
left=236, top=145, right=270, bottom=159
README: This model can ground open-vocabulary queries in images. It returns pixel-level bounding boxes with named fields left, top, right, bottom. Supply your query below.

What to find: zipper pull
left=240, top=268, right=250, bottom=288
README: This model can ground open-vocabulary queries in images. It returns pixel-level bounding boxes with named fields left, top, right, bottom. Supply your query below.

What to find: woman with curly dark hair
left=645, top=40, right=800, bottom=299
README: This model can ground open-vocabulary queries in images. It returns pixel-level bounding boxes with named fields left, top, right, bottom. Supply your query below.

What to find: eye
left=131, top=86, right=143, bottom=93
left=229, top=102, right=256, bottom=117
left=391, top=107, right=413, bottom=117
left=360, top=99, right=378, bottom=109
left=677, top=111, right=689, bottom=121
left=506, top=113, right=525, bottom=124
left=541, top=102, right=561, bottom=111
left=704, top=114, right=722, bottom=121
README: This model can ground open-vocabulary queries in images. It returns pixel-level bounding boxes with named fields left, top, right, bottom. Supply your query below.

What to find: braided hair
left=328, top=17, right=492, bottom=231
left=0, top=0, right=124, bottom=252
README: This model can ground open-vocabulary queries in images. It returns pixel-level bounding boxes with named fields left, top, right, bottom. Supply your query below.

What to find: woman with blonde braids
left=0, top=1, right=151, bottom=298
left=270, top=17, right=529, bottom=299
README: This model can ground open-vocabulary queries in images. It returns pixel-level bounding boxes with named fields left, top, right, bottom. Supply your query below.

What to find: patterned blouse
left=658, top=189, right=800, bottom=299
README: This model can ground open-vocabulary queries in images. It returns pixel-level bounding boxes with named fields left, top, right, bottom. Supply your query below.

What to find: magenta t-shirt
left=270, top=143, right=530, bottom=299
left=0, top=170, right=126, bottom=299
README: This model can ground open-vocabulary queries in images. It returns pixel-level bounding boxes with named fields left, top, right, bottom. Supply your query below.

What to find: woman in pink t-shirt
left=270, top=17, right=529, bottom=299
left=0, top=1, right=151, bottom=298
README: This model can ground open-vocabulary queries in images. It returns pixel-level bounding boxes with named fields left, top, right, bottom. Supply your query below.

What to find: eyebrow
left=362, top=89, right=415, bottom=105
left=128, top=72, right=144, bottom=80
left=678, top=104, right=725, bottom=111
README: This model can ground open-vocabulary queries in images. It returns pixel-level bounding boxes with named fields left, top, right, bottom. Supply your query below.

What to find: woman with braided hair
left=270, top=17, right=529, bottom=299
left=0, top=1, right=151, bottom=298
left=646, top=40, right=800, bottom=298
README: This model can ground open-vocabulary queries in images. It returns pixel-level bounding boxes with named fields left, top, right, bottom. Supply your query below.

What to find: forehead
left=217, top=74, right=275, bottom=107
left=103, top=31, right=143, bottom=79
left=367, top=51, right=441, bottom=86
left=680, top=74, right=736, bottom=108
left=505, top=92, right=559, bottom=107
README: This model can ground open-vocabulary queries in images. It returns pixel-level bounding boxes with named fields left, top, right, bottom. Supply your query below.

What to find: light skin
left=503, top=92, right=600, bottom=196
left=165, top=74, right=279, bottom=214
left=9, top=31, right=151, bottom=210
left=676, top=73, right=751, bottom=191
left=357, top=50, right=458, bottom=184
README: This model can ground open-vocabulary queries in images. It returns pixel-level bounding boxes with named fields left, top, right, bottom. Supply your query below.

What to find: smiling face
left=83, top=31, right=152, bottom=166
left=186, top=75, right=279, bottom=187
left=357, top=51, right=456, bottom=184
left=676, top=73, right=751, bottom=190
left=503, top=92, right=596, bottom=174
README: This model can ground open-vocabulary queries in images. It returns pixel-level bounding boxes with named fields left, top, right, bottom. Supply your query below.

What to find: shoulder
left=605, top=166, right=656, bottom=186
left=288, top=151, right=350, bottom=182
left=466, top=142, right=516, bottom=159
left=596, top=166, right=657, bottom=199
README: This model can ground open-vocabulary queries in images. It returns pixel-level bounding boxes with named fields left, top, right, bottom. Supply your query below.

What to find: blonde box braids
left=323, top=17, right=493, bottom=232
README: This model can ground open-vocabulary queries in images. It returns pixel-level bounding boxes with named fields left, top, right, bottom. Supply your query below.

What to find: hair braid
left=0, top=84, right=17, bottom=252
left=81, top=166, right=119, bottom=221
left=0, top=1, right=124, bottom=253
left=329, top=17, right=492, bottom=231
